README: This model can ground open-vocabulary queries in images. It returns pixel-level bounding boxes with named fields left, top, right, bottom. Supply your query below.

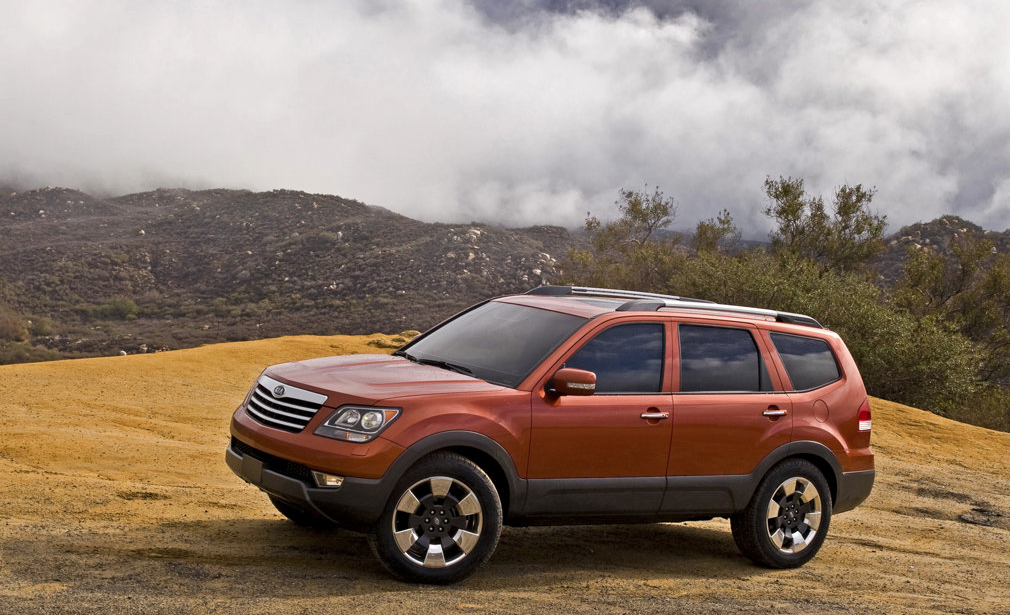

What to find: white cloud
left=2, top=0, right=1009, bottom=235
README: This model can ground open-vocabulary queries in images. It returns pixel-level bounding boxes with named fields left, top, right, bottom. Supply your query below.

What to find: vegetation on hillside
left=563, top=180, right=1007, bottom=431
left=0, top=187, right=571, bottom=363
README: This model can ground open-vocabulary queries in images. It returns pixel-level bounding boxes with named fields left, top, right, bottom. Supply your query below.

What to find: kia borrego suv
left=226, top=286, right=875, bottom=583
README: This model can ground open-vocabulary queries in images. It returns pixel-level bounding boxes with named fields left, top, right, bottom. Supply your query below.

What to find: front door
left=526, top=321, right=673, bottom=515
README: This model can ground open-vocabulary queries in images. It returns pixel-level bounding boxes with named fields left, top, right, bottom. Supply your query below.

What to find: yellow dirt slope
left=2, top=335, right=1010, bottom=614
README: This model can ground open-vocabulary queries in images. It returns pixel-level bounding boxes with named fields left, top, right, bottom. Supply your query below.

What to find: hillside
left=0, top=186, right=574, bottom=361
left=1, top=336, right=1009, bottom=614
left=875, top=214, right=1010, bottom=283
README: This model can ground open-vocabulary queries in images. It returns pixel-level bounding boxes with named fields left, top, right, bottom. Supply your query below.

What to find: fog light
left=312, top=471, right=345, bottom=489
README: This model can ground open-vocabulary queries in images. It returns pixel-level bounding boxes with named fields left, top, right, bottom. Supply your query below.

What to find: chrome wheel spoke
left=457, top=492, right=481, bottom=517
left=790, top=530, right=807, bottom=551
left=800, top=482, right=819, bottom=504
left=395, top=490, right=421, bottom=515
left=429, top=477, right=453, bottom=498
left=423, top=543, right=447, bottom=568
left=394, top=528, right=419, bottom=553
left=781, top=478, right=798, bottom=498
left=453, top=529, right=480, bottom=554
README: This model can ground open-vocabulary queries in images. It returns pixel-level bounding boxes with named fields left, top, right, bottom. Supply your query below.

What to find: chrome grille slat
left=248, top=398, right=314, bottom=422
left=246, top=406, right=306, bottom=430
left=245, top=374, right=326, bottom=432
left=248, top=391, right=315, bottom=414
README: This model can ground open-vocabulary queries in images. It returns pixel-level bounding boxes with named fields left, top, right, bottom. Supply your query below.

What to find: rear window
left=678, top=324, right=772, bottom=392
left=770, top=332, right=841, bottom=391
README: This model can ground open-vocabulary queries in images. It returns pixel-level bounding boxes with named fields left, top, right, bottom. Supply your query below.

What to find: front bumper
left=226, top=437, right=391, bottom=531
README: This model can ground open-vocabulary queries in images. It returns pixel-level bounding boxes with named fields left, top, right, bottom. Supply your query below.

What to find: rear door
left=666, top=322, right=793, bottom=480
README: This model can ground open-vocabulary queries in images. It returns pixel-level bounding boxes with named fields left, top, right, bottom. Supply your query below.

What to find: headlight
left=314, top=405, right=401, bottom=442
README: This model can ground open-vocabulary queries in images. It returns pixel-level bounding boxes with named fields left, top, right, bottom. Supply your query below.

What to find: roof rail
left=526, top=285, right=714, bottom=304
left=526, top=285, right=823, bottom=328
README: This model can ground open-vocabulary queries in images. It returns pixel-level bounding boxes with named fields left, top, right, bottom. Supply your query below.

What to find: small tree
left=563, top=187, right=685, bottom=290
left=691, top=209, right=740, bottom=255
left=0, top=310, right=28, bottom=342
left=763, top=176, right=886, bottom=272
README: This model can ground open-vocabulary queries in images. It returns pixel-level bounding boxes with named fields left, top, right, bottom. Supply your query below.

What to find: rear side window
left=770, top=332, right=841, bottom=391
left=565, top=323, right=665, bottom=393
left=679, top=325, right=772, bottom=392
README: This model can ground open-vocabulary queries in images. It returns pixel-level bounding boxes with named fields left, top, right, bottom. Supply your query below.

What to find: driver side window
left=565, top=322, right=665, bottom=394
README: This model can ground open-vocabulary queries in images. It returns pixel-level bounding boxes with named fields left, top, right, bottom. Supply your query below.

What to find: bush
left=0, top=311, right=28, bottom=342
left=88, top=296, right=140, bottom=321
left=28, top=316, right=55, bottom=337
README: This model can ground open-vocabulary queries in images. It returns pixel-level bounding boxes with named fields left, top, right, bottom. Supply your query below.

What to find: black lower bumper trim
left=225, top=440, right=388, bottom=531
left=834, top=469, right=875, bottom=513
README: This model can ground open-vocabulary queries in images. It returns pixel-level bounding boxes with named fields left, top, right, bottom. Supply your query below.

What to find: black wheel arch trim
left=757, top=440, right=843, bottom=501
left=384, top=431, right=528, bottom=520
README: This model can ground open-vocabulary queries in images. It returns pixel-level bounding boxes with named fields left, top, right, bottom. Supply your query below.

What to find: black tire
left=730, top=459, right=832, bottom=568
left=269, top=494, right=337, bottom=529
left=368, top=452, right=502, bottom=584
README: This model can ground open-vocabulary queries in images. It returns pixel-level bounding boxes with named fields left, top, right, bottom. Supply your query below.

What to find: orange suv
left=227, top=286, right=874, bottom=583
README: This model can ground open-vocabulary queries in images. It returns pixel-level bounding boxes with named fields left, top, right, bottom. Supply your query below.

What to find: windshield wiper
left=394, top=350, right=473, bottom=376
left=416, top=357, right=474, bottom=376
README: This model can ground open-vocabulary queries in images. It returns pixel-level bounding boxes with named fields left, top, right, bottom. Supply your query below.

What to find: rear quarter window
left=770, top=332, right=841, bottom=391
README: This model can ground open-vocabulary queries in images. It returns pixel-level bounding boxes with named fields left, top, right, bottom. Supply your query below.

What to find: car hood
left=264, top=354, right=505, bottom=404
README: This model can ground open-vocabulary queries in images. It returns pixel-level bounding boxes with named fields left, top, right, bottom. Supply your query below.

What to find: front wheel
left=731, top=459, right=832, bottom=568
left=368, top=452, right=502, bottom=584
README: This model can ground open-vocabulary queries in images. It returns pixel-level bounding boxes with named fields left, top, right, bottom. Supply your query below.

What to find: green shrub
left=0, top=311, right=28, bottom=341
left=28, top=316, right=55, bottom=337
left=96, top=296, right=140, bottom=320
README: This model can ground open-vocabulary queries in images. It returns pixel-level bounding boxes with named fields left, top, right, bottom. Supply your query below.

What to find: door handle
left=762, top=408, right=787, bottom=417
left=640, top=412, right=670, bottom=420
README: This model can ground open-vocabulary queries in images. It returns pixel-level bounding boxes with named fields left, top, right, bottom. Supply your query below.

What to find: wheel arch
left=386, top=431, right=526, bottom=519
left=758, top=441, right=842, bottom=507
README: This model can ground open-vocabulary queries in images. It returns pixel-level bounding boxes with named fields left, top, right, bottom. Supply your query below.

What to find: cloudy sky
left=3, top=0, right=1009, bottom=235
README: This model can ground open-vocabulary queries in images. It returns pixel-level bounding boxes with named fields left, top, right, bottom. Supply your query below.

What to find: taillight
left=857, top=398, right=872, bottom=432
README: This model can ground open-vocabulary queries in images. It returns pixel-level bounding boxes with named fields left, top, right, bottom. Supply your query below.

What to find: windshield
left=398, top=301, right=587, bottom=388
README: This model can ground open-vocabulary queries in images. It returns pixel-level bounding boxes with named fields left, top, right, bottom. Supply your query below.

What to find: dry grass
left=2, top=335, right=1010, bottom=614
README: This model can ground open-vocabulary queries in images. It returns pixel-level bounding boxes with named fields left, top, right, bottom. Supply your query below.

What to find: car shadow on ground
left=2, top=517, right=757, bottom=598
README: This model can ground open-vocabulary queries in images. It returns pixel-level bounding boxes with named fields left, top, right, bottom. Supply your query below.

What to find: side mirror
left=549, top=367, right=597, bottom=396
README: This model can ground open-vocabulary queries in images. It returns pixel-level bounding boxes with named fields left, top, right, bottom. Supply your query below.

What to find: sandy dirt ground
left=2, top=334, right=1010, bottom=614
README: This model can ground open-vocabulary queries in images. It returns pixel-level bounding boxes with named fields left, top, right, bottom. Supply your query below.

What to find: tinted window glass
left=679, top=325, right=770, bottom=392
left=566, top=323, right=665, bottom=393
left=403, top=301, right=587, bottom=388
left=771, top=333, right=841, bottom=390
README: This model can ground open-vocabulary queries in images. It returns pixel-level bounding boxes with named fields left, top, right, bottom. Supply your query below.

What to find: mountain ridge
left=2, top=184, right=1004, bottom=363
left=0, top=186, right=573, bottom=361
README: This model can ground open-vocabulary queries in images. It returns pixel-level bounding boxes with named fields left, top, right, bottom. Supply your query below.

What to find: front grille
left=230, top=437, right=315, bottom=484
left=246, top=374, right=327, bottom=432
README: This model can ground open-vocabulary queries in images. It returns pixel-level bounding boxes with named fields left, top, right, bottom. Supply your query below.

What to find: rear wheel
left=368, top=452, right=502, bottom=584
left=731, top=459, right=832, bottom=568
